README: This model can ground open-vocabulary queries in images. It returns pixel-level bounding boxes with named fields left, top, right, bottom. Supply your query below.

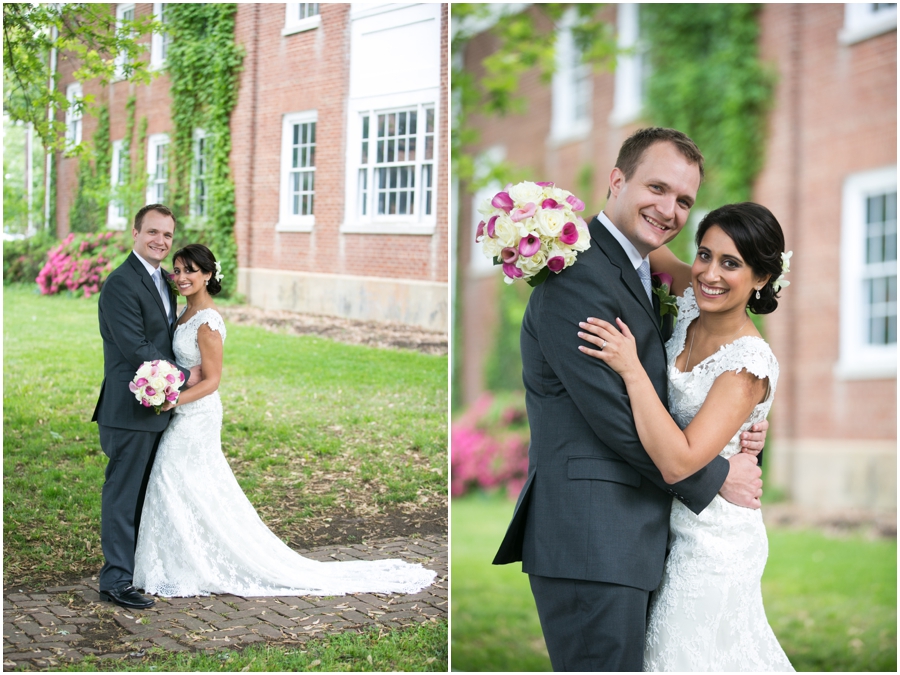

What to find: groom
left=493, top=128, right=766, bottom=671
left=92, top=204, right=198, bottom=610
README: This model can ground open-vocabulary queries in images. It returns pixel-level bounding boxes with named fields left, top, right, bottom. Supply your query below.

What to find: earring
left=755, top=288, right=761, bottom=300
left=205, top=279, right=209, bottom=286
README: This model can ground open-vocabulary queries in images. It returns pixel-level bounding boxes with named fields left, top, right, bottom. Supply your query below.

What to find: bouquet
left=476, top=181, right=591, bottom=286
left=129, top=360, right=185, bottom=414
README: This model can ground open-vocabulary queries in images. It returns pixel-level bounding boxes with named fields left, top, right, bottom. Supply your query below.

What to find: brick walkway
left=3, top=534, right=447, bottom=670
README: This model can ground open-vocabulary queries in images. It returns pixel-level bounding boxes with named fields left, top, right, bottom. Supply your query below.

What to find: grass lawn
left=451, top=490, right=896, bottom=672
left=3, top=284, right=448, bottom=670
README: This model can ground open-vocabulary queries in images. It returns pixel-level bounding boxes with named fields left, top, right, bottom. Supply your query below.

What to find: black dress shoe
left=99, top=584, right=155, bottom=609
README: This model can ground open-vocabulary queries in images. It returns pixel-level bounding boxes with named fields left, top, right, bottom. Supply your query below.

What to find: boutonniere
left=166, top=272, right=180, bottom=296
left=651, top=272, right=678, bottom=327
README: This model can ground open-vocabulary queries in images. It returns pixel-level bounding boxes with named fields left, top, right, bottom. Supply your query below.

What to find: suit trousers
left=98, top=425, right=162, bottom=591
left=530, top=574, right=650, bottom=672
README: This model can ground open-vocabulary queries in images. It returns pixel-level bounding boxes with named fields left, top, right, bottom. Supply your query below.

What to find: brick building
left=455, top=3, right=897, bottom=510
left=56, top=3, right=449, bottom=331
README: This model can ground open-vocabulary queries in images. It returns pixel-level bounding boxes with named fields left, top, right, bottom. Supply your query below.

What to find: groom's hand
left=187, top=365, right=202, bottom=387
left=739, top=419, right=768, bottom=456
left=720, top=453, right=763, bottom=509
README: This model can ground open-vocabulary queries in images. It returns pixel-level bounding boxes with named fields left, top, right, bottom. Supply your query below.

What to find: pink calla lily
left=492, top=191, right=514, bottom=213
left=141, top=398, right=152, bottom=407
left=547, top=256, right=565, bottom=273
left=652, top=272, right=674, bottom=290
left=511, top=202, right=537, bottom=222
left=475, top=220, right=485, bottom=242
left=518, top=233, right=541, bottom=257
left=536, top=181, right=555, bottom=187
left=541, top=198, right=564, bottom=209
left=145, top=387, right=156, bottom=397
left=486, top=215, right=498, bottom=238
left=500, top=247, right=519, bottom=264
left=566, top=195, right=585, bottom=212
left=502, top=263, right=523, bottom=280
left=560, top=222, right=579, bottom=246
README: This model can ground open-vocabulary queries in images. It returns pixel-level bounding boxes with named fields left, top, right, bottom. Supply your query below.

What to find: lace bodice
left=172, top=308, right=225, bottom=417
left=665, top=287, right=779, bottom=459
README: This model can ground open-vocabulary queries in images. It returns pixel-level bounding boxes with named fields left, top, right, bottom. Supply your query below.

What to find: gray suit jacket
left=494, top=217, right=730, bottom=591
left=92, top=253, right=187, bottom=432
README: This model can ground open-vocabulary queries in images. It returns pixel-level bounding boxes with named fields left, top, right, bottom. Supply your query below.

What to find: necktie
left=153, top=269, right=172, bottom=323
left=638, top=259, right=653, bottom=303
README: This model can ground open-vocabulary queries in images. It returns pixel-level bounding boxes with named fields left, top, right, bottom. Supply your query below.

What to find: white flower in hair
left=772, top=250, right=792, bottom=292
left=214, top=261, right=224, bottom=283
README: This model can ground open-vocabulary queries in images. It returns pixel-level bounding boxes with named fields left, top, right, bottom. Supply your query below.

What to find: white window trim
left=277, top=110, right=317, bottom=232
left=839, top=3, right=897, bottom=45
left=108, top=140, right=128, bottom=230
left=188, top=128, right=209, bottom=227
left=114, top=4, right=136, bottom=82
left=282, top=3, right=321, bottom=36
left=549, top=8, right=592, bottom=146
left=150, top=3, right=170, bottom=71
left=146, top=133, right=170, bottom=205
left=64, top=82, right=83, bottom=148
left=609, top=3, right=643, bottom=127
left=341, top=91, right=440, bottom=236
left=835, top=165, right=897, bottom=380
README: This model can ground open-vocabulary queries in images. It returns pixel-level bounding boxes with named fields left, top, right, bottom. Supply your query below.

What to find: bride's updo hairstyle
left=172, top=244, right=222, bottom=296
left=695, top=202, right=786, bottom=315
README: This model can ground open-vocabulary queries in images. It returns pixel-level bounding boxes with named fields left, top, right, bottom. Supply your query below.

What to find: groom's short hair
left=608, top=128, right=705, bottom=198
left=133, top=204, right=177, bottom=232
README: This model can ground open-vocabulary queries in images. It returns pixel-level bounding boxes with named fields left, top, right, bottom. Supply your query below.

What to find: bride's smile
left=171, top=260, right=210, bottom=299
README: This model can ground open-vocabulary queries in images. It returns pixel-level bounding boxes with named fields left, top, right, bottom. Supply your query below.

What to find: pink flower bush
left=36, top=231, right=130, bottom=298
left=451, top=392, right=530, bottom=500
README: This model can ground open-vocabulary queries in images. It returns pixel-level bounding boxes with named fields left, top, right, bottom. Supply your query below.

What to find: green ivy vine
left=165, top=3, right=244, bottom=296
left=69, top=104, right=111, bottom=232
left=642, top=4, right=775, bottom=212
left=113, top=95, right=149, bottom=226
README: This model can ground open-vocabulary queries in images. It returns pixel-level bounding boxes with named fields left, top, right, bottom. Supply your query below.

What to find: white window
left=550, top=9, right=592, bottom=144
left=277, top=111, right=317, bottom=231
left=839, top=3, right=897, bottom=45
left=283, top=3, right=321, bottom=36
left=609, top=3, right=645, bottom=126
left=150, top=3, right=171, bottom=70
left=146, top=133, right=169, bottom=205
left=837, top=165, right=897, bottom=379
left=108, top=140, right=128, bottom=229
left=190, top=129, right=211, bottom=222
left=64, top=82, right=83, bottom=148
left=114, top=4, right=136, bottom=81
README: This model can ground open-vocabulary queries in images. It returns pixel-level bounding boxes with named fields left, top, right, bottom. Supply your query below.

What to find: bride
left=577, top=202, right=794, bottom=671
left=133, top=244, right=436, bottom=598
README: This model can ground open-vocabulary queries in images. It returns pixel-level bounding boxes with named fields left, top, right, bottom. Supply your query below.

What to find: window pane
left=426, top=108, right=434, bottom=133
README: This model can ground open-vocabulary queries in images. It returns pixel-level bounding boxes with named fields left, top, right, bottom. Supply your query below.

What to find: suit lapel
left=129, top=253, right=171, bottom=329
left=588, top=218, right=664, bottom=342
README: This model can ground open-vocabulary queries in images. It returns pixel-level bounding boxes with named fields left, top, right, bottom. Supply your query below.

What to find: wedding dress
left=133, top=308, right=436, bottom=597
left=642, top=288, right=794, bottom=672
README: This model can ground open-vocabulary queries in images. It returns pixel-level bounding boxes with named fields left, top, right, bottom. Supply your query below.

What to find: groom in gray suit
left=92, top=204, right=198, bottom=609
left=494, top=128, right=766, bottom=671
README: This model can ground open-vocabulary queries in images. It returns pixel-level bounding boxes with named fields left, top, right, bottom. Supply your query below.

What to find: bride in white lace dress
left=133, top=244, right=435, bottom=598
left=579, top=203, right=794, bottom=671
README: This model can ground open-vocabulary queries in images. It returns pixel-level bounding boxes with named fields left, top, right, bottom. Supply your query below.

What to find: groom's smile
left=133, top=210, right=176, bottom=268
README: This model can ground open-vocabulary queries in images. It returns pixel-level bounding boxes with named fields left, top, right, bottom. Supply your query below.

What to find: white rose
left=476, top=197, right=497, bottom=218
left=508, top=181, right=544, bottom=206
left=534, top=208, right=567, bottom=238
left=493, top=214, right=525, bottom=247
left=548, top=187, right=570, bottom=204
left=481, top=237, right=502, bottom=259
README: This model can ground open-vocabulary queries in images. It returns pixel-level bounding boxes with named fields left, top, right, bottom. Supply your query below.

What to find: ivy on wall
left=68, top=105, right=111, bottom=232
left=165, top=3, right=244, bottom=296
left=642, top=4, right=775, bottom=213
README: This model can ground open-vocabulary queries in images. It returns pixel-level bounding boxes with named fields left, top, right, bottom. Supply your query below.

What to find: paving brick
left=44, top=585, right=89, bottom=593
left=261, top=613, right=299, bottom=629
left=172, top=616, right=212, bottom=632
left=46, top=605, right=77, bottom=618
left=150, top=636, right=189, bottom=652
left=29, top=612, right=61, bottom=627
left=6, top=595, right=30, bottom=603
left=266, top=604, right=306, bottom=619
left=250, top=623, right=285, bottom=640
left=4, top=650, right=53, bottom=659
left=12, top=601, right=49, bottom=609
left=4, top=631, right=31, bottom=644
left=239, top=633, right=265, bottom=644
left=273, top=596, right=316, bottom=610
left=222, top=608, right=263, bottom=620
left=210, top=617, right=261, bottom=630
left=68, top=617, right=100, bottom=625
left=13, top=621, right=43, bottom=636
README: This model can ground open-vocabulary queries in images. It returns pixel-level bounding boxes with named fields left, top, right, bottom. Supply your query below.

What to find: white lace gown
left=133, top=308, right=436, bottom=598
left=642, top=288, right=794, bottom=672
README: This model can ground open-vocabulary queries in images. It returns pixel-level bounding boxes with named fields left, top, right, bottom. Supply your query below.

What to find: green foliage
left=3, top=3, right=157, bottom=152
left=68, top=106, right=112, bottom=233
left=451, top=490, right=897, bottom=672
left=2, top=118, right=47, bottom=234
left=642, top=4, right=775, bottom=210
left=3, top=229, right=58, bottom=284
left=165, top=3, right=244, bottom=296
left=484, top=278, right=531, bottom=392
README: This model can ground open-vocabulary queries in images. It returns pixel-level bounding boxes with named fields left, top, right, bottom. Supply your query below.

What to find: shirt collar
left=597, top=211, right=648, bottom=271
left=133, top=249, right=160, bottom=277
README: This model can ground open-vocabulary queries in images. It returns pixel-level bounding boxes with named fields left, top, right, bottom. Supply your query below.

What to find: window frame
left=282, top=3, right=321, bottom=36
left=276, top=110, right=318, bottom=232
left=189, top=128, right=211, bottom=226
left=839, top=3, right=897, bottom=45
left=114, top=3, right=136, bottom=82
left=609, top=3, right=645, bottom=127
left=64, top=82, right=83, bottom=149
left=342, top=96, right=439, bottom=235
left=549, top=9, right=593, bottom=145
left=146, top=133, right=170, bottom=206
left=150, top=3, right=171, bottom=70
left=836, top=164, right=897, bottom=379
left=107, top=139, right=128, bottom=230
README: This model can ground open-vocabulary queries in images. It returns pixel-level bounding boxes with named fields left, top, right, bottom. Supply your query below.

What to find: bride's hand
left=160, top=401, right=176, bottom=412
left=578, top=317, right=641, bottom=380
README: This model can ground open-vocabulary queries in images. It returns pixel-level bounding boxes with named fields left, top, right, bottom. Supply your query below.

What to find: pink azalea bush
left=36, top=231, right=130, bottom=298
left=451, top=392, right=530, bottom=500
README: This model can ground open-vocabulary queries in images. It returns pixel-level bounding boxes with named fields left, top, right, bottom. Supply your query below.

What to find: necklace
left=685, top=314, right=749, bottom=372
